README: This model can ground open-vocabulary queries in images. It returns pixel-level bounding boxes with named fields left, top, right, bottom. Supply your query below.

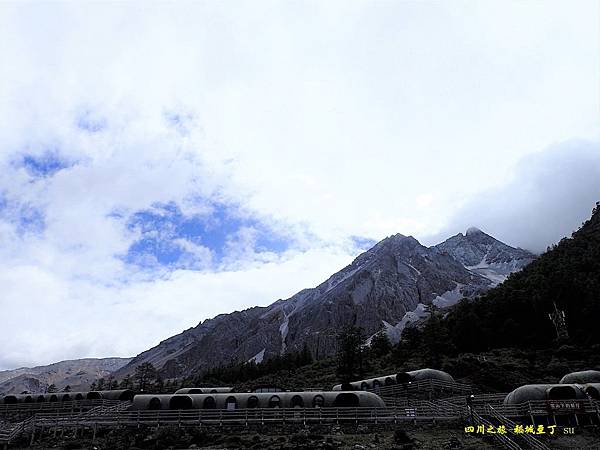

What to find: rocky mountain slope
left=436, top=227, right=535, bottom=285
left=113, top=229, right=534, bottom=380
left=0, top=357, right=131, bottom=394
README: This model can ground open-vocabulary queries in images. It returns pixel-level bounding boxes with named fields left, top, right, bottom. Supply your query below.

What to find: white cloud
left=423, top=140, right=600, bottom=253
left=0, top=1, right=598, bottom=368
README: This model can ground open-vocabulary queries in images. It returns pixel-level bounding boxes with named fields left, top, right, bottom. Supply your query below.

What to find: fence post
left=528, top=401, right=535, bottom=427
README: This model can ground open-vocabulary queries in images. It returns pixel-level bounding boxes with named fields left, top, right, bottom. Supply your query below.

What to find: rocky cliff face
left=0, top=358, right=131, bottom=395
left=436, top=228, right=536, bottom=285
left=114, top=229, right=534, bottom=380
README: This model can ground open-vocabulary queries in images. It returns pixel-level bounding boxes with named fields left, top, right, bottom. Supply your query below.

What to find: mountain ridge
left=112, top=227, right=534, bottom=380
left=0, top=357, right=131, bottom=395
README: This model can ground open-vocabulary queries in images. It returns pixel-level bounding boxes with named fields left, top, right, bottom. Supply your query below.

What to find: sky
left=0, top=1, right=598, bottom=370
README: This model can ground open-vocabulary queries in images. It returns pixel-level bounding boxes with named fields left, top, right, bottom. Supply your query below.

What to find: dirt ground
left=10, top=422, right=600, bottom=449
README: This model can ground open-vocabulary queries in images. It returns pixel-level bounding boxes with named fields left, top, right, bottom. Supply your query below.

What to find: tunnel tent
left=175, top=387, right=233, bottom=395
left=247, top=395, right=259, bottom=408
left=333, top=368, right=455, bottom=391
left=548, top=385, right=581, bottom=400
left=169, top=395, right=194, bottom=409
left=149, top=397, right=162, bottom=410
left=203, top=396, right=217, bottom=409
left=395, top=372, right=413, bottom=384
left=333, top=393, right=360, bottom=407
left=559, top=370, right=600, bottom=384
left=268, top=395, right=281, bottom=408
left=225, top=396, right=237, bottom=410
left=2, top=395, right=17, bottom=404
left=131, top=394, right=173, bottom=410
left=97, top=389, right=135, bottom=401
left=584, top=383, right=600, bottom=400
left=290, top=395, right=304, bottom=408
left=313, top=395, right=325, bottom=408
left=504, top=384, right=587, bottom=405
left=185, top=388, right=205, bottom=394
left=397, top=368, right=455, bottom=384
left=131, top=391, right=386, bottom=410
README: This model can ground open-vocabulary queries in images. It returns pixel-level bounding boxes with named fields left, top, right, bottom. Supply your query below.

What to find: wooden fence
left=370, top=379, right=473, bottom=398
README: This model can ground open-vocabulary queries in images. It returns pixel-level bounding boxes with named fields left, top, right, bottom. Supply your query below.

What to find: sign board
left=547, top=400, right=584, bottom=412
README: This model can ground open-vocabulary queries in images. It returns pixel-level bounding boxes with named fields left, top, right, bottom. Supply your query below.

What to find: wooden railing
left=470, top=408, right=522, bottom=450
left=28, top=405, right=462, bottom=429
left=444, top=393, right=509, bottom=406
left=484, top=399, right=600, bottom=418
left=0, top=399, right=119, bottom=414
left=371, top=379, right=473, bottom=397
left=484, top=404, right=550, bottom=450
left=2, top=398, right=598, bottom=445
left=0, top=417, right=32, bottom=444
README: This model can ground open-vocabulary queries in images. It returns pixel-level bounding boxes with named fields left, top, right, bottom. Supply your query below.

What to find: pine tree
left=119, top=375, right=132, bottom=390
left=134, top=362, right=157, bottom=392
left=370, top=332, right=392, bottom=357
left=336, top=325, right=366, bottom=382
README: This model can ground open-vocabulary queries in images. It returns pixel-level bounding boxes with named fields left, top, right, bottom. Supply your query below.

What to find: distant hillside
left=0, top=357, right=131, bottom=394
left=442, top=202, right=600, bottom=351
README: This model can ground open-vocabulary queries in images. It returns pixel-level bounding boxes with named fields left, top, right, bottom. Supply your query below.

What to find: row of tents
left=332, top=368, right=454, bottom=391
left=2, top=369, right=599, bottom=408
left=504, top=370, right=600, bottom=404
left=0, top=390, right=134, bottom=404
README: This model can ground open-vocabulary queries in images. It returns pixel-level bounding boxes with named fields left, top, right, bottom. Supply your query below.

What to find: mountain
left=113, top=229, right=533, bottom=380
left=436, top=227, right=536, bottom=285
left=443, top=203, right=600, bottom=350
left=0, top=357, right=131, bottom=395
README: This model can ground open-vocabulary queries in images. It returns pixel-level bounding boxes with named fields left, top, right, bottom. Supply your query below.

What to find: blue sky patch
left=20, top=151, right=74, bottom=178
left=121, top=201, right=290, bottom=271
left=350, top=235, right=377, bottom=251
left=0, top=195, right=45, bottom=236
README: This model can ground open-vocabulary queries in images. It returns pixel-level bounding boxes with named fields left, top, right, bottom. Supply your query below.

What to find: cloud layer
left=424, top=140, right=600, bottom=253
left=0, top=1, right=598, bottom=369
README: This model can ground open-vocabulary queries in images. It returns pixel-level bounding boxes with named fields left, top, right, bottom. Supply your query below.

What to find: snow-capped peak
left=466, top=226, right=483, bottom=236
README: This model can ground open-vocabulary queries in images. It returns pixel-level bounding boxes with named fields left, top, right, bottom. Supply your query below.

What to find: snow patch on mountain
left=383, top=303, right=429, bottom=343
left=436, top=227, right=535, bottom=285
left=279, top=313, right=289, bottom=354
left=433, top=284, right=464, bottom=308
left=248, top=348, right=266, bottom=364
